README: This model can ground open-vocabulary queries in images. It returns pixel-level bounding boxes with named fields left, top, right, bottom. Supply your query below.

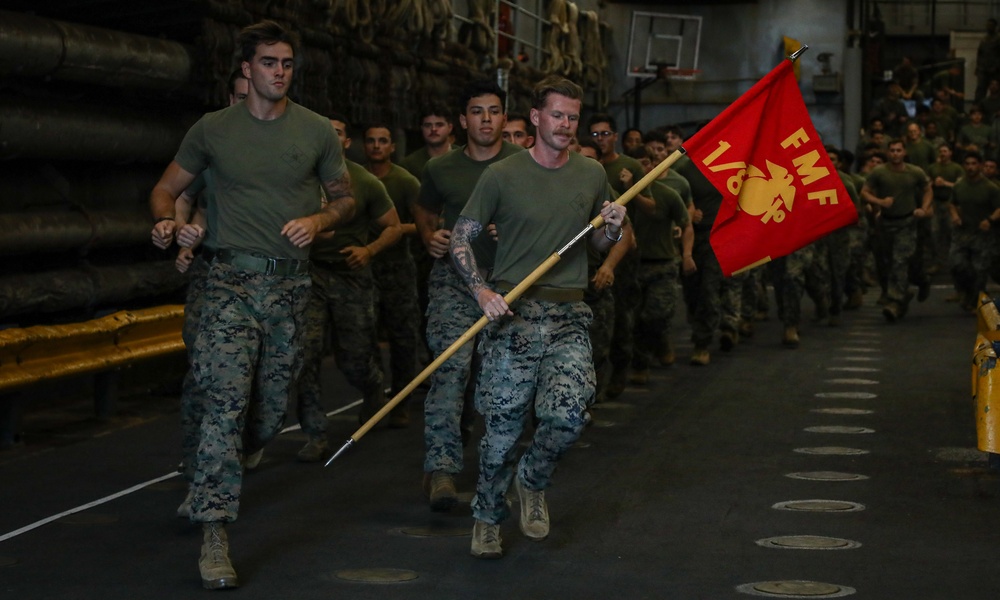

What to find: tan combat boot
left=515, top=477, right=550, bottom=540
left=199, top=522, right=238, bottom=589
left=782, top=326, right=800, bottom=348
left=690, top=347, right=710, bottom=366
left=426, top=471, right=458, bottom=511
left=297, top=437, right=329, bottom=462
left=470, top=520, right=503, bottom=559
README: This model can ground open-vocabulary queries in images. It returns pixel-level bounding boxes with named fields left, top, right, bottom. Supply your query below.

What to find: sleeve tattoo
left=450, top=216, right=487, bottom=298
left=321, top=172, right=356, bottom=226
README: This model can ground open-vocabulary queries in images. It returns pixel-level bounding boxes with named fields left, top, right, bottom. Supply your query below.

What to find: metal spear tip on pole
left=324, top=438, right=355, bottom=467
left=788, top=44, right=809, bottom=61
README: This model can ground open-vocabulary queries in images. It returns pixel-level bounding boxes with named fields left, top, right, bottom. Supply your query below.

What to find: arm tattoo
left=323, top=171, right=352, bottom=201
left=321, top=172, right=356, bottom=227
left=449, top=216, right=487, bottom=299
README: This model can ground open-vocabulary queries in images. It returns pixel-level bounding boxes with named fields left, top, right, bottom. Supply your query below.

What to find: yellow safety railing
left=0, top=305, right=185, bottom=393
left=973, top=293, right=1000, bottom=453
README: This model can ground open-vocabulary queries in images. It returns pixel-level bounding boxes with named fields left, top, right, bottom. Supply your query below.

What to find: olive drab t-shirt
left=926, top=160, right=964, bottom=203
left=674, top=154, right=724, bottom=234
left=633, top=180, right=690, bottom=261
left=374, top=164, right=420, bottom=262
left=417, top=141, right=524, bottom=269
left=864, top=163, right=929, bottom=219
left=185, top=170, right=219, bottom=252
left=904, top=139, right=935, bottom=172
left=837, top=170, right=863, bottom=219
left=399, top=144, right=459, bottom=181
left=174, top=100, right=345, bottom=261
left=310, top=160, right=394, bottom=266
left=661, top=169, right=693, bottom=208
left=461, top=151, right=612, bottom=290
left=601, top=153, right=647, bottom=226
left=953, top=177, right=1000, bottom=233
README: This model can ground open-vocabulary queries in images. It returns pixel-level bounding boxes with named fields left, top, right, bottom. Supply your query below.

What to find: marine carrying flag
left=682, top=59, right=858, bottom=276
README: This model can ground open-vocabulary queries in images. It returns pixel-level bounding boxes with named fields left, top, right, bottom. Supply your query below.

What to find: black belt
left=497, top=281, right=584, bottom=303
left=881, top=211, right=914, bottom=222
left=216, top=249, right=310, bottom=276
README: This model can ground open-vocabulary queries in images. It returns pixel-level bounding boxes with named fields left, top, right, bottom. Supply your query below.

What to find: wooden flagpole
left=326, top=148, right=688, bottom=465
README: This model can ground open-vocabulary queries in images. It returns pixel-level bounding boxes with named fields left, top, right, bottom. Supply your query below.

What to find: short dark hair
left=228, top=68, right=247, bottom=95
left=965, top=150, right=984, bottom=162
left=623, top=127, right=643, bottom=140
left=625, top=145, right=651, bottom=161
left=644, top=129, right=667, bottom=145
left=459, top=79, right=507, bottom=115
left=588, top=112, right=616, bottom=132
left=577, top=136, right=602, bottom=158
left=328, top=111, right=350, bottom=129
left=531, top=75, right=583, bottom=111
left=662, top=125, right=684, bottom=140
left=420, top=102, right=453, bottom=124
left=887, top=137, right=905, bottom=149
left=238, top=20, right=299, bottom=63
left=364, top=123, right=394, bottom=141
left=506, top=113, right=535, bottom=135
left=839, top=149, right=855, bottom=169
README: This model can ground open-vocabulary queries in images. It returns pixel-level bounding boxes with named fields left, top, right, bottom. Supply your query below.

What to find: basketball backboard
left=626, top=12, right=702, bottom=79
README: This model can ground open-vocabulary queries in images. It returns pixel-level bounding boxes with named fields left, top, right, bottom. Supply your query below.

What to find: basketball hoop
left=659, top=67, right=701, bottom=81
left=625, top=11, right=702, bottom=80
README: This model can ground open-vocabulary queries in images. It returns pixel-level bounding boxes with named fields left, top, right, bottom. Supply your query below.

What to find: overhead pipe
left=0, top=9, right=192, bottom=90
left=0, top=209, right=152, bottom=256
left=0, top=162, right=162, bottom=211
left=0, top=261, right=188, bottom=321
left=0, top=96, right=194, bottom=162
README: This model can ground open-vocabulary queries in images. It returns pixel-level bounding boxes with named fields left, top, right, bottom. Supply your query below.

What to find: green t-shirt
left=174, top=101, right=344, bottom=260
left=399, top=144, right=458, bottom=181
left=461, top=151, right=612, bottom=290
left=959, top=123, right=991, bottom=149
left=185, top=170, right=218, bottom=252
left=660, top=169, right=693, bottom=207
left=601, top=154, right=645, bottom=196
left=674, top=154, right=723, bottom=234
left=417, top=142, right=523, bottom=268
left=953, top=176, right=1000, bottom=233
left=926, top=160, right=964, bottom=202
left=864, top=163, right=929, bottom=218
left=374, top=163, right=420, bottom=262
left=904, top=139, right=936, bottom=172
left=601, top=154, right=648, bottom=245
left=851, top=172, right=867, bottom=194
left=310, top=160, right=393, bottom=266
left=633, top=180, right=689, bottom=260
left=837, top=170, right=863, bottom=218
left=928, top=107, right=959, bottom=141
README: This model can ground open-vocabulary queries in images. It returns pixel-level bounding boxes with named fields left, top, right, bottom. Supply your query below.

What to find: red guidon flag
left=682, top=59, right=857, bottom=276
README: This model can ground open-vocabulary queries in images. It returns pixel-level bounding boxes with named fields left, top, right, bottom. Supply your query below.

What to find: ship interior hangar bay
left=2, top=1, right=1000, bottom=599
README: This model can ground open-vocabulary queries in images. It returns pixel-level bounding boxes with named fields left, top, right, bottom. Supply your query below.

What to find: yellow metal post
left=974, top=294, right=1000, bottom=453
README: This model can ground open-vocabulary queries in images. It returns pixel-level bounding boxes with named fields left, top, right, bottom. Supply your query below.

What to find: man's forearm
left=449, top=216, right=487, bottom=299
left=413, top=203, right=442, bottom=249
left=366, top=224, right=402, bottom=257
left=315, top=194, right=356, bottom=232
left=681, top=223, right=694, bottom=258
left=150, top=189, right=177, bottom=220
